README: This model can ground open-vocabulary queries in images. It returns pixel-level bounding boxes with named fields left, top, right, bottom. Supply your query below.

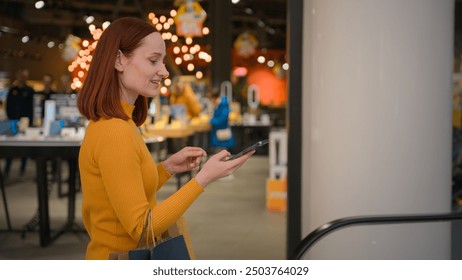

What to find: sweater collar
left=121, top=100, right=135, bottom=118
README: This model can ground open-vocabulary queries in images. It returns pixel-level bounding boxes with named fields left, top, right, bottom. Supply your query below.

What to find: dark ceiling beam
left=231, top=15, right=286, bottom=26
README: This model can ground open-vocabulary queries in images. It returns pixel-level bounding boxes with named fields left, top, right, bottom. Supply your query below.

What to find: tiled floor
left=0, top=155, right=286, bottom=260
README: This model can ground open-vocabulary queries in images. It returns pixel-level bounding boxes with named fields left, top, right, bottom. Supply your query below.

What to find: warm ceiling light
left=102, top=21, right=111, bottom=30
left=282, top=63, right=289, bottom=70
left=202, top=27, right=209, bottom=35
left=257, top=20, right=265, bottom=28
left=47, top=41, right=55, bottom=48
left=84, top=16, right=95, bottom=24
left=170, top=9, right=177, bottom=17
left=187, top=63, right=194, bottom=71
left=185, top=37, right=193, bottom=45
left=231, top=0, right=240, bottom=4
left=257, top=56, right=265, bottom=63
left=21, top=36, right=29, bottom=43
left=35, top=1, right=45, bottom=9
left=195, top=71, right=203, bottom=79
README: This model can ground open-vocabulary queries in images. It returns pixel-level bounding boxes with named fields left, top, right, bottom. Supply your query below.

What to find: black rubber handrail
left=290, top=211, right=462, bottom=260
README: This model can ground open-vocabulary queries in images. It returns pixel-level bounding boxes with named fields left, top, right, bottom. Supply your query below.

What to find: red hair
left=77, top=17, right=157, bottom=126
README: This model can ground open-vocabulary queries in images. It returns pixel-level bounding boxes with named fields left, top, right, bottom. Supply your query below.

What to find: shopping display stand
left=266, top=129, right=287, bottom=212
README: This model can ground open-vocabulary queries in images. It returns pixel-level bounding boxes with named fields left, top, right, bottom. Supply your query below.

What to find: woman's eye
left=150, top=60, right=158, bottom=64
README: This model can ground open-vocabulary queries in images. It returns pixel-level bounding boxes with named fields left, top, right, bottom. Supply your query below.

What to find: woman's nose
left=160, top=64, right=169, bottom=78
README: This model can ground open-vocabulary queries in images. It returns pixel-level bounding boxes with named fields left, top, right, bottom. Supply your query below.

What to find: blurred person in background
left=36, top=73, right=56, bottom=122
left=169, top=77, right=201, bottom=119
left=209, top=91, right=235, bottom=152
left=4, top=69, right=35, bottom=177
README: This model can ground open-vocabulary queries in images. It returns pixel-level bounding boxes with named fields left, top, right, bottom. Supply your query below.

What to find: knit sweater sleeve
left=94, top=121, right=203, bottom=240
left=156, top=162, right=172, bottom=189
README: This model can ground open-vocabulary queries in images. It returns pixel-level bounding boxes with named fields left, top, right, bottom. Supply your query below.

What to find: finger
left=185, top=146, right=207, bottom=154
left=184, top=149, right=207, bottom=158
left=230, top=150, right=254, bottom=165
left=214, top=150, right=231, bottom=160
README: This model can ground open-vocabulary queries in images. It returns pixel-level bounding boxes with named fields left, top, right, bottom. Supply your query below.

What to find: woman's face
left=117, top=32, right=169, bottom=103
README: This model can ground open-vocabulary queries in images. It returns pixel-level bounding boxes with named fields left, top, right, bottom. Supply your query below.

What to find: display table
left=145, top=126, right=194, bottom=139
left=231, top=122, right=271, bottom=155
left=0, top=136, right=162, bottom=247
left=0, top=136, right=81, bottom=247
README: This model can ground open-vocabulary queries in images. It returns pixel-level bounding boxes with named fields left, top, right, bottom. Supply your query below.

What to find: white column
left=301, top=0, right=454, bottom=259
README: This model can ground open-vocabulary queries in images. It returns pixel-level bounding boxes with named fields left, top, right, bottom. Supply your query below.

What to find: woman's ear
left=114, top=50, right=124, bottom=72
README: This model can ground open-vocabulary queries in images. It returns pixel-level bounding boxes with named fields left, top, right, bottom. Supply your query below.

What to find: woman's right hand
left=194, top=149, right=254, bottom=187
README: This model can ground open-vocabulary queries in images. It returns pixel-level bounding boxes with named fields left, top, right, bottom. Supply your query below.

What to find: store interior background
left=0, top=0, right=289, bottom=259
left=1, top=0, right=462, bottom=260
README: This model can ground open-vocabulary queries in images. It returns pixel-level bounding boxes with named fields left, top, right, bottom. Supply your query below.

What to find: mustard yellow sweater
left=79, top=101, right=204, bottom=259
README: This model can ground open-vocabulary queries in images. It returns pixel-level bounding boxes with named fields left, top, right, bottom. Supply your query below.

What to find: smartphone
left=226, top=139, right=269, bottom=161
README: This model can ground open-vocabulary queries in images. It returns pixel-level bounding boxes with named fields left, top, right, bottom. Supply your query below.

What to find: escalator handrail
left=290, top=211, right=462, bottom=260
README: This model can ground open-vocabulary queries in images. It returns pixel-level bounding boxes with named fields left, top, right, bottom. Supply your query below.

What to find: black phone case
left=227, top=139, right=269, bottom=160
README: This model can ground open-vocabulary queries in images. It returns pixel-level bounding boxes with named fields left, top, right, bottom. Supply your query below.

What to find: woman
left=77, top=17, right=253, bottom=259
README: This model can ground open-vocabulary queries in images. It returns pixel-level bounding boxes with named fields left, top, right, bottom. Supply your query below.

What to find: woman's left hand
left=162, top=146, right=207, bottom=175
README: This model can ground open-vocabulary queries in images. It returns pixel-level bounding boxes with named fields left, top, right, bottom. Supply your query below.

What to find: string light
left=66, top=10, right=214, bottom=86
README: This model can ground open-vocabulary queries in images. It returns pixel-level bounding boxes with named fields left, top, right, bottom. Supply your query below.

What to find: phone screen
left=226, top=139, right=269, bottom=161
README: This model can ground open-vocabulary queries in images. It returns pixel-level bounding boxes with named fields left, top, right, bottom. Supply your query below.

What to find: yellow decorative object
left=199, top=114, right=210, bottom=122
left=62, top=34, right=81, bottom=62
left=190, top=117, right=200, bottom=126
left=153, top=120, right=167, bottom=129
left=170, top=120, right=183, bottom=129
left=234, top=32, right=258, bottom=58
left=175, top=0, right=207, bottom=37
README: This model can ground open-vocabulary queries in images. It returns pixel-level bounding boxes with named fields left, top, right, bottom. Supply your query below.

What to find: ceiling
left=0, top=0, right=287, bottom=49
